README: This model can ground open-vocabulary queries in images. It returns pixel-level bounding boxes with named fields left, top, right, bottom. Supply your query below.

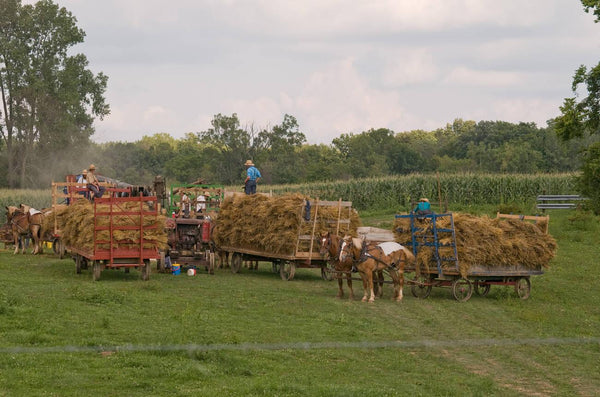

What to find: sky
left=38, top=0, right=600, bottom=144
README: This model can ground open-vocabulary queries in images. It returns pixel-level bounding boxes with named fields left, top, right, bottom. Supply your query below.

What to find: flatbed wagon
left=219, top=198, right=354, bottom=281
left=66, top=195, right=160, bottom=281
left=396, top=213, right=546, bottom=302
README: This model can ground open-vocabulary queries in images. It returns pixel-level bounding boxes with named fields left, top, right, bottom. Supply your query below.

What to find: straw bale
left=58, top=200, right=167, bottom=251
left=393, top=212, right=556, bottom=276
left=213, top=193, right=360, bottom=255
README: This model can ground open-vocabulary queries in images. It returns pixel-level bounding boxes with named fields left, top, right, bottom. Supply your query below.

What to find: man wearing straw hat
left=86, top=164, right=105, bottom=200
left=244, top=160, right=261, bottom=195
left=413, top=198, right=433, bottom=216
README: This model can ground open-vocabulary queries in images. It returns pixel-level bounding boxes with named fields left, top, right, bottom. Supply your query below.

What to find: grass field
left=0, top=209, right=599, bottom=396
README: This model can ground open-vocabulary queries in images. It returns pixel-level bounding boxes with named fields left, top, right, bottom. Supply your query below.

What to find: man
left=86, top=164, right=105, bottom=200
left=413, top=198, right=433, bottom=216
left=244, top=160, right=261, bottom=195
left=181, top=191, right=190, bottom=218
left=77, top=169, right=89, bottom=199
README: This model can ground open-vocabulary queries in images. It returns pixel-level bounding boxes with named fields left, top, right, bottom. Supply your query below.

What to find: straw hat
left=244, top=160, right=254, bottom=166
left=82, top=169, right=88, bottom=174
left=88, top=164, right=96, bottom=171
left=419, top=198, right=429, bottom=202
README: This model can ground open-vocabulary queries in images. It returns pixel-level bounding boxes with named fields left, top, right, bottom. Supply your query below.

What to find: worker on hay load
left=77, top=169, right=89, bottom=199
left=181, top=191, right=191, bottom=218
left=413, top=198, right=433, bottom=216
left=244, top=159, right=261, bottom=195
left=86, top=164, right=105, bottom=201
left=195, top=191, right=208, bottom=218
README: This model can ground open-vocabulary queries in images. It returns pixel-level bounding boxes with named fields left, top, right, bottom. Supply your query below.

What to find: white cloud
left=443, top=67, right=523, bottom=87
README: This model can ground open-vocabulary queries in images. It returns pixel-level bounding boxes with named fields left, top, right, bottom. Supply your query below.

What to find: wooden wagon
left=396, top=213, right=546, bottom=302
left=218, top=198, right=354, bottom=281
left=66, top=195, right=160, bottom=281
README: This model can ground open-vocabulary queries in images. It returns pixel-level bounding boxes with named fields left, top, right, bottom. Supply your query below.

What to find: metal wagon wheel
left=411, top=274, right=432, bottom=299
left=515, top=277, right=531, bottom=300
left=280, top=261, right=296, bottom=281
left=230, top=253, right=242, bottom=274
left=92, top=261, right=103, bottom=281
left=141, top=260, right=150, bottom=281
left=75, top=254, right=82, bottom=274
left=474, top=281, right=491, bottom=297
left=451, top=278, right=473, bottom=302
left=321, top=263, right=333, bottom=281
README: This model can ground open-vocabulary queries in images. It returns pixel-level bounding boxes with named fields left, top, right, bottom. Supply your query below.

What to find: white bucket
left=187, top=268, right=196, bottom=276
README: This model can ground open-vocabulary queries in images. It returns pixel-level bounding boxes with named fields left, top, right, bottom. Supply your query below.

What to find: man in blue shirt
left=413, top=198, right=433, bottom=215
left=244, top=160, right=261, bottom=195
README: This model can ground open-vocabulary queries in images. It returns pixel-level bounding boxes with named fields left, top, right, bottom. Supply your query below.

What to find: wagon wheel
left=209, top=252, right=215, bottom=275
left=141, top=260, right=150, bottom=281
left=158, top=251, right=166, bottom=272
left=515, top=277, right=531, bottom=300
left=451, top=278, right=473, bottom=302
left=75, top=254, right=82, bottom=274
left=230, top=253, right=242, bottom=274
left=321, top=263, right=333, bottom=281
left=52, top=238, right=60, bottom=255
left=92, top=261, right=103, bottom=281
left=411, top=274, right=432, bottom=299
left=474, top=281, right=491, bottom=297
left=280, top=261, right=296, bottom=281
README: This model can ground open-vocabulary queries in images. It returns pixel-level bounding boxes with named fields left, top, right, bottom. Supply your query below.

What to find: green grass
left=0, top=209, right=599, bottom=396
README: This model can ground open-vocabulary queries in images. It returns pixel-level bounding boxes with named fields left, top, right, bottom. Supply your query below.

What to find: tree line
left=4, top=112, right=591, bottom=189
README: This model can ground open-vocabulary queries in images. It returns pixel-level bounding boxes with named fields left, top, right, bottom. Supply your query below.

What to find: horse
left=319, top=231, right=355, bottom=299
left=340, top=236, right=415, bottom=303
left=5, top=205, right=45, bottom=255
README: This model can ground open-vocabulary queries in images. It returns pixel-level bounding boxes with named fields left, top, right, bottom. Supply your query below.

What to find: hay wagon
left=217, top=197, right=355, bottom=281
left=396, top=213, right=547, bottom=302
left=66, top=195, right=160, bottom=281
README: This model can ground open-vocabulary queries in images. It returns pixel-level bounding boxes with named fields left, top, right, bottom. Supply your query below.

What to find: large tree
left=0, top=0, right=108, bottom=188
left=554, top=0, right=600, bottom=212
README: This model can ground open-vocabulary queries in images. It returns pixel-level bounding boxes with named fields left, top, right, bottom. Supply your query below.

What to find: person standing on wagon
left=244, top=160, right=261, bottom=195
left=86, top=164, right=105, bottom=200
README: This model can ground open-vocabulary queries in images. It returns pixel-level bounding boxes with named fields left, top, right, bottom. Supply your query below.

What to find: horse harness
left=354, top=241, right=402, bottom=271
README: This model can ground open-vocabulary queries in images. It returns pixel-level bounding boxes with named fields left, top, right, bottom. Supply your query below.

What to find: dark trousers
left=245, top=180, right=257, bottom=195
left=88, top=184, right=106, bottom=199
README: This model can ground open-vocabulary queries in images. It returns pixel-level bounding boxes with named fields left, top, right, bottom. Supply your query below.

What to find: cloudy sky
left=44, top=1, right=600, bottom=144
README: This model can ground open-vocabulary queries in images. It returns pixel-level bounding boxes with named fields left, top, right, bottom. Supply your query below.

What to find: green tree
left=0, top=0, right=108, bottom=187
left=198, top=113, right=252, bottom=185
left=255, top=114, right=306, bottom=184
left=554, top=0, right=600, bottom=212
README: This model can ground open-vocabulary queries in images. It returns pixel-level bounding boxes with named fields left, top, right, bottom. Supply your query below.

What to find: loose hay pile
left=47, top=200, right=167, bottom=251
left=394, top=212, right=556, bottom=277
left=213, top=193, right=361, bottom=255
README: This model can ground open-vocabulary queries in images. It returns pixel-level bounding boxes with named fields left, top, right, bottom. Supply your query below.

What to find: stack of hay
left=46, top=200, right=167, bottom=251
left=213, top=193, right=361, bottom=255
left=394, top=212, right=556, bottom=277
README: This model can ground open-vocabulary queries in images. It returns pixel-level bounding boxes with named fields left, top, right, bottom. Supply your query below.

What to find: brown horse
left=319, top=231, right=355, bottom=299
left=340, top=236, right=414, bottom=303
left=5, top=205, right=45, bottom=255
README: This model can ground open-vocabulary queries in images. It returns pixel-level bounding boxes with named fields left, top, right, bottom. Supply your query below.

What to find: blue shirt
left=414, top=201, right=431, bottom=212
left=247, top=166, right=261, bottom=181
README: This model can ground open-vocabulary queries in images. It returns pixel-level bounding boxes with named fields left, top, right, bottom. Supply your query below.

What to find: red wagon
left=66, top=195, right=160, bottom=281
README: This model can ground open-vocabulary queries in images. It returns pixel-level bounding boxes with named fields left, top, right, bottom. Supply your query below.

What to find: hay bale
left=213, top=193, right=360, bottom=255
left=394, top=212, right=556, bottom=276
left=59, top=200, right=167, bottom=251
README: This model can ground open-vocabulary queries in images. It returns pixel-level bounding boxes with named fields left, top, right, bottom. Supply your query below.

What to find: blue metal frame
left=395, top=213, right=459, bottom=277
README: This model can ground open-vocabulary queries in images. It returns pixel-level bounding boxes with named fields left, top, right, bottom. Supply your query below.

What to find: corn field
left=265, top=173, right=579, bottom=211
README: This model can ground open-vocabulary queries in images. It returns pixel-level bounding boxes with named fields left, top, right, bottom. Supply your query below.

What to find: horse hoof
left=361, top=297, right=368, bottom=302
left=368, top=299, right=375, bottom=303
